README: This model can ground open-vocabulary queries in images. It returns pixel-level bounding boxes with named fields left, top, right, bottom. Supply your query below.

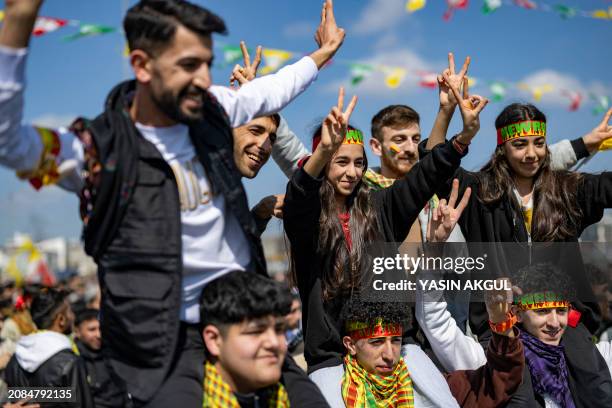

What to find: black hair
left=75, top=308, right=99, bottom=327
left=200, top=271, right=292, bottom=330
left=30, top=288, right=69, bottom=330
left=339, top=297, right=412, bottom=336
left=512, top=262, right=576, bottom=301
left=124, top=0, right=227, bottom=56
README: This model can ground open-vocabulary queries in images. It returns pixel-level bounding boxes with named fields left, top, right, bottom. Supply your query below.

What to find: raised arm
left=444, top=282, right=524, bottom=408
left=0, top=0, right=83, bottom=192
left=303, top=87, right=357, bottom=179
left=425, top=53, right=470, bottom=150
left=209, top=0, right=345, bottom=127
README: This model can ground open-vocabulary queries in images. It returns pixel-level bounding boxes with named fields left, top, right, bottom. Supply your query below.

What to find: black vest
left=75, top=81, right=267, bottom=402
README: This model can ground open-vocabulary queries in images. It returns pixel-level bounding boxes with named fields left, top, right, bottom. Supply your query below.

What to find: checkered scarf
left=341, top=353, right=414, bottom=408
left=203, top=361, right=290, bottom=407
left=363, top=168, right=395, bottom=190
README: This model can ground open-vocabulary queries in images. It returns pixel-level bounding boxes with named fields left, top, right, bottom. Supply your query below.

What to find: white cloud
left=283, top=21, right=315, bottom=39
left=326, top=48, right=441, bottom=97
left=30, top=113, right=77, bottom=129
left=352, top=0, right=408, bottom=35
left=513, top=70, right=611, bottom=107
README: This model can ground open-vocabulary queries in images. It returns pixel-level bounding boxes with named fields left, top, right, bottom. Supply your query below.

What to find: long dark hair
left=477, top=103, right=583, bottom=241
left=290, top=125, right=380, bottom=301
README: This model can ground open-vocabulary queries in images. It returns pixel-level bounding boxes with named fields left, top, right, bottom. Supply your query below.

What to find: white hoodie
left=15, top=331, right=73, bottom=372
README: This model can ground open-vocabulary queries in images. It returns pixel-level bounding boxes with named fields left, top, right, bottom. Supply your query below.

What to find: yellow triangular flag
left=0, top=11, right=5, bottom=21
left=385, top=68, right=407, bottom=89
left=260, top=49, right=293, bottom=75
left=123, top=43, right=130, bottom=58
left=599, top=138, right=612, bottom=151
left=406, top=0, right=426, bottom=13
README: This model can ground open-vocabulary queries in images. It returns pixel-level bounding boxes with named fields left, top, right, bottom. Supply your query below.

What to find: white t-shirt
left=0, top=46, right=319, bottom=323
left=136, top=123, right=251, bottom=322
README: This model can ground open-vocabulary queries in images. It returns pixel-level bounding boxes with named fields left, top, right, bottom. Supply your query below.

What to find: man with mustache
left=0, top=0, right=344, bottom=406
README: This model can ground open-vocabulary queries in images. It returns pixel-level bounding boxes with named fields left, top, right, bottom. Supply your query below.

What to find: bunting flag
left=407, top=1, right=612, bottom=20
left=444, top=0, right=469, bottom=21
left=592, top=95, right=610, bottom=115
left=513, top=0, right=537, bottom=10
left=489, top=81, right=507, bottom=102
left=592, top=7, right=612, bottom=20
left=222, top=44, right=245, bottom=66
left=63, top=24, right=116, bottom=41
left=554, top=5, right=576, bottom=20
left=384, top=67, right=407, bottom=89
left=33, top=16, right=69, bottom=37
left=561, top=90, right=582, bottom=111
left=417, top=71, right=438, bottom=88
left=482, top=0, right=502, bottom=14
left=260, top=49, right=293, bottom=75
left=349, top=63, right=375, bottom=86
left=5, top=236, right=55, bottom=287
left=0, top=12, right=69, bottom=36
left=123, top=43, right=130, bottom=58
left=518, top=83, right=553, bottom=101
left=467, top=77, right=478, bottom=88
left=406, top=0, right=427, bottom=13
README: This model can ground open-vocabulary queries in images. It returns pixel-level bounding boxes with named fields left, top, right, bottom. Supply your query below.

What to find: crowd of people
left=0, top=0, right=611, bottom=406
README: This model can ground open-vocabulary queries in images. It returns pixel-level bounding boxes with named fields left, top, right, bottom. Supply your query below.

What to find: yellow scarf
left=341, top=354, right=414, bottom=407
left=203, top=361, right=290, bottom=407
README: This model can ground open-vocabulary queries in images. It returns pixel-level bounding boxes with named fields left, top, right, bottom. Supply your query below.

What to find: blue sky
left=0, top=0, right=611, bottom=242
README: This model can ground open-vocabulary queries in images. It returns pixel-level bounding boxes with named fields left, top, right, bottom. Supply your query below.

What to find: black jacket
left=72, top=81, right=267, bottom=402
left=419, top=138, right=612, bottom=406
left=5, top=349, right=94, bottom=408
left=283, top=139, right=466, bottom=373
left=75, top=339, right=127, bottom=408
left=506, top=324, right=612, bottom=408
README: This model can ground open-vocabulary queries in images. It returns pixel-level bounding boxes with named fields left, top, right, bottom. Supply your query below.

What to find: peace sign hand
left=444, top=71, right=489, bottom=144
left=438, top=52, right=470, bottom=111
left=582, top=108, right=612, bottom=153
left=426, top=179, right=471, bottom=243
left=229, top=41, right=262, bottom=88
left=319, top=87, right=358, bottom=153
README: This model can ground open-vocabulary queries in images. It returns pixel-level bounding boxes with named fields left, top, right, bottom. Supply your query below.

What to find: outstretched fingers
left=600, top=107, right=612, bottom=128
left=448, top=52, right=456, bottom=75
left=337, top=86, right=345, bottom=111
left=457, top=186, right=472, bottom=213
left=444, top=71, right=464, bottom=105
left=458, top=56, right=470, bottom=78
left=344, top=95, right=358, bottom=121
left=448, top=179, right=459, bottom=208
left=240, top=41, right=250, bottom=67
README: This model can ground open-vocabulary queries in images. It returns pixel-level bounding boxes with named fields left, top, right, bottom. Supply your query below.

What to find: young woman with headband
left=419, top=76, right=612, bottom=407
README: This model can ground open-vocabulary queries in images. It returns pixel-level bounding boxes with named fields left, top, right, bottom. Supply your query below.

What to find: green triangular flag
left=63, top=24, right=116, bottom=41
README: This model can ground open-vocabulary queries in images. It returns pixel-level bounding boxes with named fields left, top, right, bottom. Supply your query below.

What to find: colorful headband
left=496, top=120, right=547, bottom=145
left=346, top=318, right=402, bottom=340
left=515, top=291, right=569, bottom=311
left=311, top=128, right=364, bottom=152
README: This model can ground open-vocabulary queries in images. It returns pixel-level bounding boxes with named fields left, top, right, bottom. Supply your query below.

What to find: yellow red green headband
left=515, top=291, right=569, bottom=311
left=346, top=318, right=402, bottom=340
left=496, top=120, right=546, bottom=145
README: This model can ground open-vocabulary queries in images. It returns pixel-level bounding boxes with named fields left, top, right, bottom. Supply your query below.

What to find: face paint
left=389, top=143, right=401, bottom=154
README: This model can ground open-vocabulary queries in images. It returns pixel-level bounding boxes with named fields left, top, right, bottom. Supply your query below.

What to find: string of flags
left=1, top=9, right=609, bottom=114
left=406, top=0, right=612, bottom=21
left=0, top=11, right=117, bottom=41
left=225, top=42, right=611, bottom=114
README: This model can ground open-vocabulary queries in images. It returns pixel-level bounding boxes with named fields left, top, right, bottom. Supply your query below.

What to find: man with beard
left=0, top=0, right=343, bottom=406
left=5, top=289, right=94, bottom=407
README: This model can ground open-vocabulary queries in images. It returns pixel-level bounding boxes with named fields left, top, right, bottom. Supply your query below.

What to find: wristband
left=489, top=312, right=517, bottom=334
left=452, top=135, right=469, bottom=154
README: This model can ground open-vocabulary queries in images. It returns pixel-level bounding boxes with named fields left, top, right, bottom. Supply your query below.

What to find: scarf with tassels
left=363, top=168, right=395, bottom=190
left=520, top=330, right=575, bottom=408
left=203, top=361, right=290, bottom=407
left=341, top=353, right=414, bottom=407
